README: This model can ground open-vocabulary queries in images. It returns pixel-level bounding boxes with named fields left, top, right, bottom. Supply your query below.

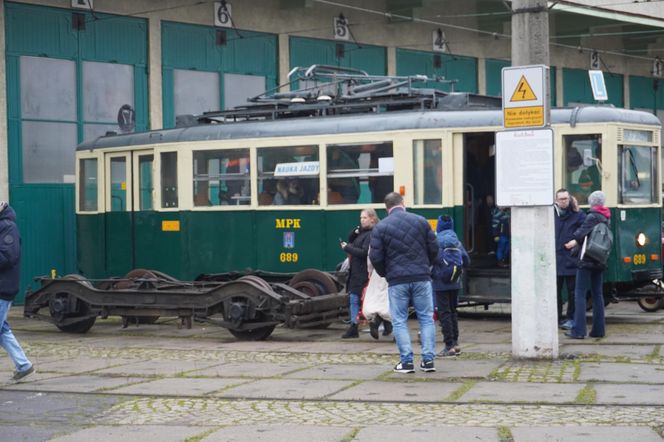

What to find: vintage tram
left=24, top=65, right=664, bottom=337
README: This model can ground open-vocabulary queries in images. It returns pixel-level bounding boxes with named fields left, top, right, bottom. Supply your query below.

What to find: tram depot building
left=1, top=0, right=663, bottom=300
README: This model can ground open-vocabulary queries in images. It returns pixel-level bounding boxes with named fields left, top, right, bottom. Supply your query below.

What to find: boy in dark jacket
left=491, top=206, right=510, bottom=267
left=432, top=215, right=470, bottom=356
left=0, top=202, right=34, bottom=381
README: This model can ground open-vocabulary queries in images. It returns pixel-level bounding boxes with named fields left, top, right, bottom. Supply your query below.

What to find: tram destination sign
left=501, top=65, right=549, bottom=129
left=495, top=128, right=554, bottom=207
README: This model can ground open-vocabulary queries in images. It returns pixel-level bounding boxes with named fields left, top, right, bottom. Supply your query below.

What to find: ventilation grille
left=617, top=127, right=624, bottom=143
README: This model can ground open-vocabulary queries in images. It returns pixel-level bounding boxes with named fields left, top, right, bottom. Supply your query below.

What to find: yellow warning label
left=120, top=181, right=126, bottom=190
left=161, top=220, right=180, bottom=232
left=510, top=76, right=537, bottom=101
left=504, top=106, right=544, bottom=128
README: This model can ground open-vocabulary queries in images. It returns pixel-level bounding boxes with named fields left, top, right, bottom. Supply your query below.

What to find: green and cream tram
left=74, top=68, right=662, bottom=306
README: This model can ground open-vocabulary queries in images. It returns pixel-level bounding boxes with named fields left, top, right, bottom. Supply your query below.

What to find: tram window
left=138, top=155, right=154, bottom=211
left=79, top=158, right=98, bottom=212
left=620, top=145, right=657, bottom=204
left=564, top=135, right=602, bottom=205
left=110, top=157, right=127, bottom=212
left=193, top=149, right=250, bottom=206
left=161, top=152, right=178, bottom=208
left=257, top=146, right=319, bottom=206
left=327, top=142, right=394, bottom=205
left=413, top=139, right=442, bottom=205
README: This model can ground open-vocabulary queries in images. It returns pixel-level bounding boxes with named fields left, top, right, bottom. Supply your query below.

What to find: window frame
left=104, top=152, right=132, bottom=213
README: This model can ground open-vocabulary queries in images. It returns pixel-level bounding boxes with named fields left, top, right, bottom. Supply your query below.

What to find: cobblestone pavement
left=2, top=303, right=664, bottom=441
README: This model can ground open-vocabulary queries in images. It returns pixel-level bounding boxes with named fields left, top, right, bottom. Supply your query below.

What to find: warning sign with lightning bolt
left=501, top=65, right=548, bottom=129
left=510, top=76, right=537, bottom=101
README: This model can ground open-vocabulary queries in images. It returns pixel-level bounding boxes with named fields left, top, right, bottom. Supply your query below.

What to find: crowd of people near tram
left=338, top=188, right=609, bottom=373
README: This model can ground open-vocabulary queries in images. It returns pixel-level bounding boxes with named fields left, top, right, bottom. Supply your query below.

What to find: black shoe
left=341, top=323, right=359, bottom=339
left=419, top=360, right=436, bottom=372
left=369, top=319, right=380, bottom=340
left=393, top=361, right=415, bottom=373
left=564, top=332, right=585, bottom=340
left=382, top=321, right=393, bottom=336
left=12, top=365, right=35, bottom=381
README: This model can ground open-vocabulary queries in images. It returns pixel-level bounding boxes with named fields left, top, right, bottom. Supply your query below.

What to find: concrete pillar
left=279, top=33, right=291, bottom=92
left=478, top=58, right=487, bottom=95
left=148, top=15, right=163, bottom=130
left=510, top=0, right=558, bottom=359
left=0, top=2, right=7, bottom=201
left=387, top=46, right=397, bottom=77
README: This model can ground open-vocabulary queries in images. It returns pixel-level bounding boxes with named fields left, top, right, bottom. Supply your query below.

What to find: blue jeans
left=0, top=299, right=32, bottom=372
left=572, top=268, right=605, bottom=338
left=497, top=234, right=510, bottom=261
left=349, top=292, right=360, bottom=324
left=388, top=281, right=436, bottom=363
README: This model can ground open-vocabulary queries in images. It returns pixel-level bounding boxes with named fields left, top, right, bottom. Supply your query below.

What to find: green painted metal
left=5, top=2, right=148, bottom=302
left=563, top=68, right=623, bottom=107
left=161, top=21, right=278, bottom=128
left=289, top=37, right=387, bottom=76
left=396, top=48, right=477, bottom=93
left=629, top=76, right=663, bottom=111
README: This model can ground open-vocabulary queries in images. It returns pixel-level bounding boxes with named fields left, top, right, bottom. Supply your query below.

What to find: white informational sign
left=432, top=29, right=449, bottom=53
left=214, top=2, right=232, bottom=28
left=495, top=129, right=554, bottom=207
left=501, top=65, right=548, bottom=129
left=72, top=0, right=93, bottom=9
left=274, top=161, right=320, bottom=177
left=378, top=157, right=394, bottom=173
left=588, top=70, right=608, bottom=101
left=334, top=16, right=350, bottom=41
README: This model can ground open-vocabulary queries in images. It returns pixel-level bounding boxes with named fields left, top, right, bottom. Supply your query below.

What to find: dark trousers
left=435, top=290, right=459, bottom=348
left=556, top=275, right=576, bottom=322
left=572, top=268, right=605, bottom=338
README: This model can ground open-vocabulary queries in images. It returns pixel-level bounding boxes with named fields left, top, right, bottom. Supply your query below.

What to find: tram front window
left=193, top=149, right=250, bottom=206
left=79, top=158, right=98, bottom=212
left=327, top=142, right=393, bottom=205
left=564, top=134, right=602, bottom=205
left=620, top=145, right=657, bottom=204
left=413, top=139, right=442, bottom=205
left=257, top=145, right=319, bottom=206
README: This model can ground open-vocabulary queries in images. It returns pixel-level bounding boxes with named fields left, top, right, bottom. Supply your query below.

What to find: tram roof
left=78, top=106, right=661, bottom=151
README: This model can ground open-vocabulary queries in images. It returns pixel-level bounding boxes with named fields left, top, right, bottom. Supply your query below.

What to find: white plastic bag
left=362, top=270, right=390, bottom=321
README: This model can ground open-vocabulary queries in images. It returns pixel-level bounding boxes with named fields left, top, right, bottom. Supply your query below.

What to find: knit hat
left=436, top=214, right=454, bottom=233
left=0, top=201, right=7, bottom=213
left=588, top=190, right=605, bottom=207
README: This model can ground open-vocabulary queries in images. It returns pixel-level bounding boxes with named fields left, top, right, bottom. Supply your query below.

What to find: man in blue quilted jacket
left=369, top=192, right=439, bottom=373
left=0, top=201, right=34, bottom=381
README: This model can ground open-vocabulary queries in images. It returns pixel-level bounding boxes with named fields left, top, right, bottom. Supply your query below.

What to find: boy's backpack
left=582, top=221, right=613, bottom=265
left=439, top=247, right=464, bottom=284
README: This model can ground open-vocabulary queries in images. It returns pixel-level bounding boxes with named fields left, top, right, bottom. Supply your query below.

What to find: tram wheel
left=228, top=325, right=276, bottom=341
left=52, top=274, right=97, bottom=333
left=637, top=297, right=664, bottom=312
left=289, top=269, right=339, bottom=328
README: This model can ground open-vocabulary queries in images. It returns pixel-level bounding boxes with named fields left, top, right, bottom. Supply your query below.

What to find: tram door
left=461, top=132, right=511, bottom=303
left=103, top=152, right=134, bottom=277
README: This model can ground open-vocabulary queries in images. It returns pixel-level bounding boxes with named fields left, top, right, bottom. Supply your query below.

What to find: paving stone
left=3, top=374, right=147, bottom=393
left=49, top=425, right=203, bottom=441
left=109, top=377, right=251, bottom=396
left=355, top=425, right=500, bottom=441
left=284, top=364, right=390, bottom=380
left=202, top=424, right=350, bottom=441
left=328, top=380, right=463, bottom=402
left=460, top=382, right=582, bottom=403
left=189, top=361, right=308, bottom=378
left=460, top=343, right=512, bottom=354
left=594, top=383, right=664, bottom=405
left=0, top=424, right=82, bottom=442
left=511, top=426, right=663, bottom=442
left=37, top=357, right=139, bottom=374
left=386, top=359, right=504, bottom=380
left=92, top=359, right=220, bottom=376
left=560, top=344, right=655, bottom=359
left=578, top=362, right=664, bottom=383
left=216, top=379, right=353, bottom=399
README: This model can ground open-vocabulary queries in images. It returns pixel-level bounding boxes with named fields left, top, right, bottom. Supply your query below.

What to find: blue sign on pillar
left=588, top=70, right=608, bottom=101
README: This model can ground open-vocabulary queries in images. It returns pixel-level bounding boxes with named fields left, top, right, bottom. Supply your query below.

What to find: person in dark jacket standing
left=340, top=208, right=378, bottom=338
left=432, top=215, right=470, bottom=357
left=554, top=189, right=586, bottom=330
left=369, top=192, right=439, bottom=373
left=0, top=202, right=34, bottom=381
left=564, top=190, right=610, bottom=339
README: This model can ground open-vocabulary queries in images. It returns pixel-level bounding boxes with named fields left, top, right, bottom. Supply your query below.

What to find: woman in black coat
left=340, top=208, right=378, bottom=338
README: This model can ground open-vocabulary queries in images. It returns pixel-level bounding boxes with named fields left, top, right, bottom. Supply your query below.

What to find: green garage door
left=290, top=36, right=386, bottom=76
left=5, top=2, right=148, bottom=302
left=563, top=68, right=623, bottom=107
left=397, top=48, right=477, bottom=93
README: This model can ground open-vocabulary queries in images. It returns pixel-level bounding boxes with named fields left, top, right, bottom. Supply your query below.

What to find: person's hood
left=0, top=204, right=16, bottom=223
left=437, top=229, right=460, bottom=249
left=436, top=215, right=454, bottom=233
left=591, top=205, right=611, bottom=219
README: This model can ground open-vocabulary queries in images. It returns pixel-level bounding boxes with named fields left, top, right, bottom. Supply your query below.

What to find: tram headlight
left=636, top=232, right=647, bottom=247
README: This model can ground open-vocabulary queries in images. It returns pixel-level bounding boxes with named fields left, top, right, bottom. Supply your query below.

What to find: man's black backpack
left=582, top=221, right=613, bottom=265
